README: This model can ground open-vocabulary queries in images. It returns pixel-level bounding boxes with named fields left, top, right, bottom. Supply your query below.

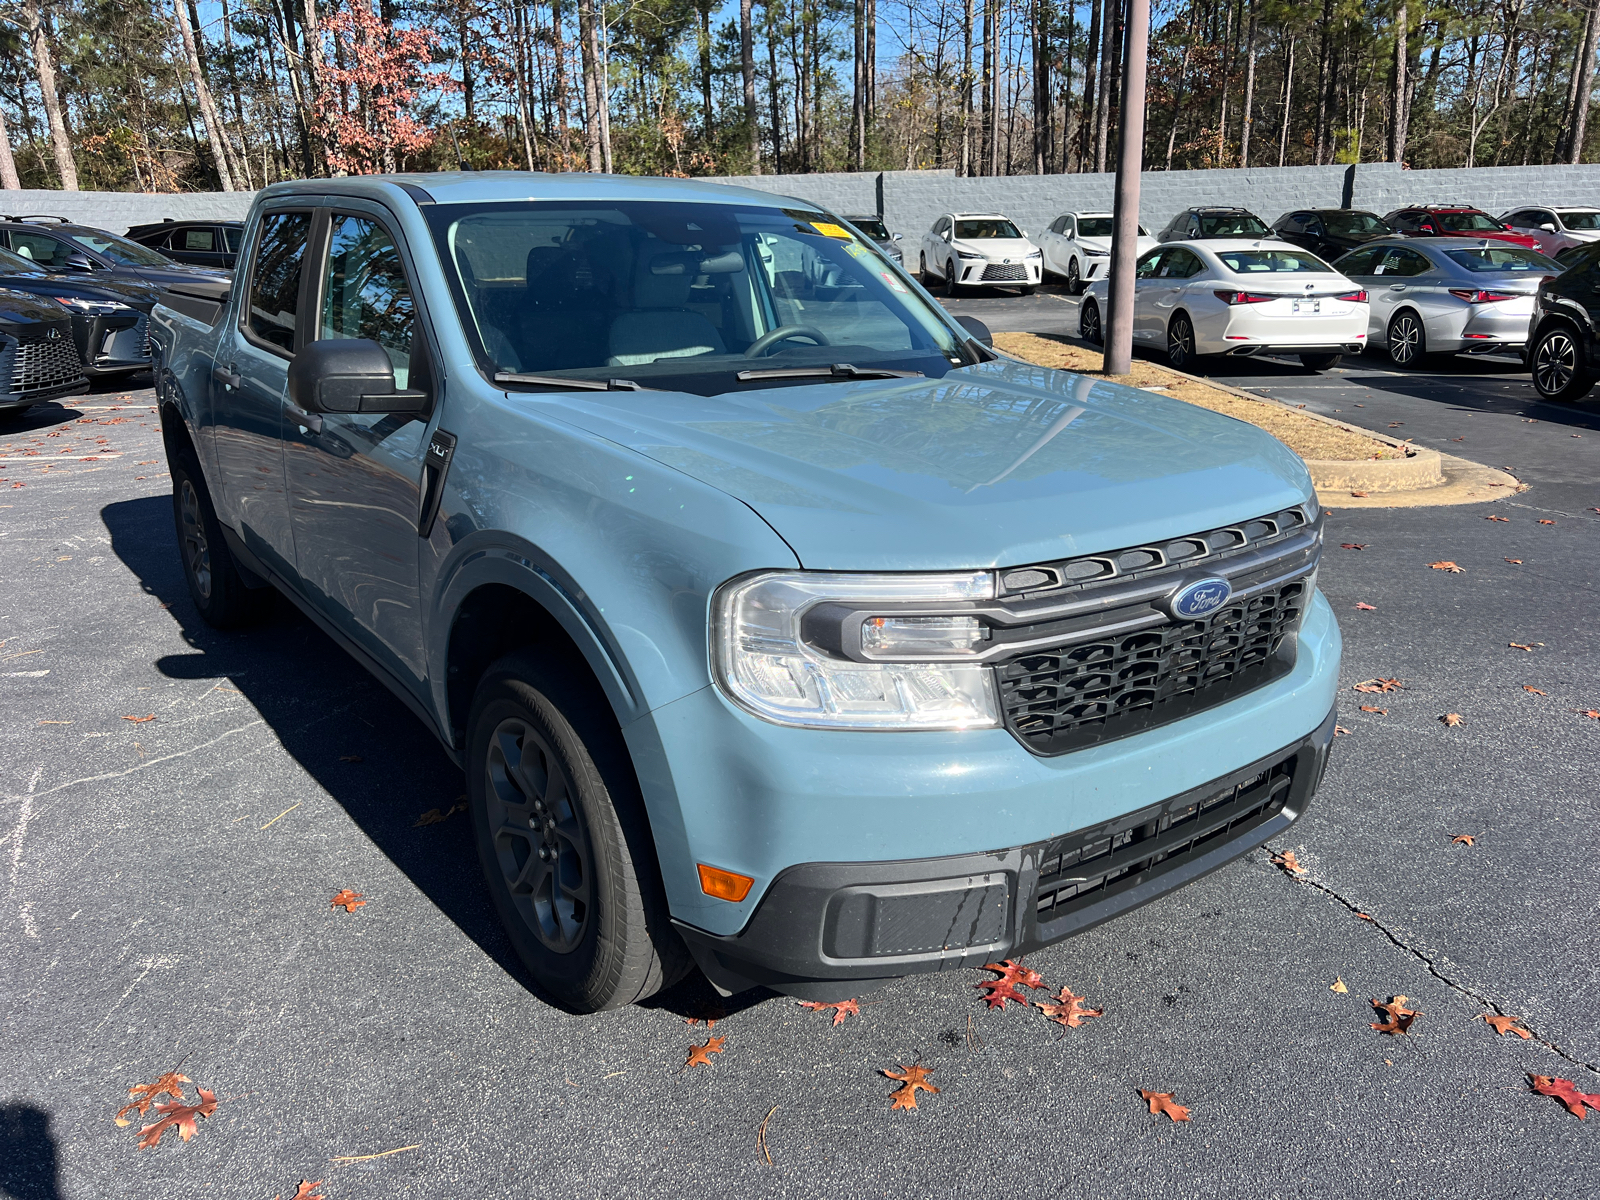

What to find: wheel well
left=1168, top=309, right=1193, bottom=336
left=159, top=398, right=195, bottom=466
left=445, top=583, right=596, bottom=748
left=1533, top=312, right=1584, bottom=344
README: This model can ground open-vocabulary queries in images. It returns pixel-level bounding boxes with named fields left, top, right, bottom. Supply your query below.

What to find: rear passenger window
left=246, top=212, right=312, bottom=353
left=182, top=228, right=216, bottom=251
left=319, top=215, right=415, bottom=388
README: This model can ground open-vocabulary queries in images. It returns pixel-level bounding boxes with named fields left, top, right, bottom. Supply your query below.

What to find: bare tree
left=172, top=0, right=236, bottom=189
left=741, top=0, right=760, bottom=172
left=1572, top=1, right=1600, bottom=163
left=0, top=105, right=20, bottom=189
left=22, top=0, right=77, bottom=189
left=1240, top=0, right=1258, bottom=166
left=1389, top=0, right=1409, bottom=162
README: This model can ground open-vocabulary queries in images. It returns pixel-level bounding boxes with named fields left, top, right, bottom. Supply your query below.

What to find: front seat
left=607, top=245, right=726, bottom=367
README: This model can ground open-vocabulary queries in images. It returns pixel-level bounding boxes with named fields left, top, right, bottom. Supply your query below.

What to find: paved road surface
left=1, top=321, right=1596, bottom=1197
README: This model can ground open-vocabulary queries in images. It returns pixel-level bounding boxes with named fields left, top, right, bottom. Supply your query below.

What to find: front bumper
left=677, top=707, right=1335, bottom=1000
left=957, top=259, right=1042, bottom=287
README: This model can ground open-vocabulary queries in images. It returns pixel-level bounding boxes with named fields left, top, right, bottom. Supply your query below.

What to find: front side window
left=1389, top=211, right=1419, bottom=231
left=246, top=211, right=312, bottom=353
left=850, top=218, right=889, bottom=241
left=319, top=215, right=416, bottom=388
left=224, top=227, right=243, bottom=253
left=1444, top=247, right=1559, bottom=273
left=1078, top=217, right=1116, bottom=239
left=954, top=219, right=1022, bottom=240
left=1376, top=247, right=1432, bottom=277
left=66, top=230, right=172, bottom=266
left=1559, top=210, right=1600, bottom=230
left=1217, top=249, right=1333, bottom=274
left=8, top=231, right=77, bottom=269
left=427, top=200, right=968, bottom=395
left=1135, top=249, right=1166, bottom=279
left=1325, top=211, right=1390, bottom=237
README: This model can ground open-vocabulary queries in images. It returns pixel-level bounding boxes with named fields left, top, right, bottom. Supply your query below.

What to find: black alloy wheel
left=1387, top=310, right=1426, bottom=367
left=944, top=260, right=962, bottom=296
left=1066, top=258, right=1083, bottom=295
left=1167, top=313, right=1198, bottom=371
left=1080, top=298, right=1103, bottom=344
left=1531, top=326, right=1596, bottom=403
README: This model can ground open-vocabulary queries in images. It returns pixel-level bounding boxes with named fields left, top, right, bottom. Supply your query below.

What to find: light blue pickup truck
left=150, top=173, right=1340, bottom=1012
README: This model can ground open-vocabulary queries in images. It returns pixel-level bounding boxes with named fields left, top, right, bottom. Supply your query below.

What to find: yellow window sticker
left=810, top=222, right=854, bottom=240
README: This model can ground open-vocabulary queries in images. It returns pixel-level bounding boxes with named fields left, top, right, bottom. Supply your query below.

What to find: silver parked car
left=1332, top=237, right=1562, bottom=366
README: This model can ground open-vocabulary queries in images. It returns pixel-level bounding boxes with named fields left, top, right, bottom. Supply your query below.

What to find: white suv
left=918, top=214, right=1042, bottom=296
left=1499, top=207, right=1600, bottom=257
left=1038, top=212, right=1158, bottom=295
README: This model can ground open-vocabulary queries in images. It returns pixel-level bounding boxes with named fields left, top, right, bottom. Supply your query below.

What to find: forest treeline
left=1, top=0, right=1597, bottom=191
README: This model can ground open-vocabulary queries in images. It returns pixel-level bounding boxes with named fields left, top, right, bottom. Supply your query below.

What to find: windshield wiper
left=734, top=362, right=925, bottom=383
left=495, top=371, right=649, bottom=392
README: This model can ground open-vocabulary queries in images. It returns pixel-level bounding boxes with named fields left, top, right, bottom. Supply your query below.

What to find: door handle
left=212, top=363, right=241, bottom=389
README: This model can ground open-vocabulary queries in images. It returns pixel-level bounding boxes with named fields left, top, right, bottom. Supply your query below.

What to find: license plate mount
left=1292, top=299, right=1322, bottom=314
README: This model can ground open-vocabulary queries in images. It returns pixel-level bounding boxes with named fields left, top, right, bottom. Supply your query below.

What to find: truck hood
left=542, top=359, right=1314, bottom=571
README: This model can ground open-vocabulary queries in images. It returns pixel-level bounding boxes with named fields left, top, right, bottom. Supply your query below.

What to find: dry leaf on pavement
left=1331, top=977, right=1349, bottom=993
left=1538, top=519, right=1555, bottom=525
left=798, top=999, right=860, bottom=1026
left=685, top=1036, right=726, bottom=1068
left=1484, top=515, right=1509, bottom=522
left=1573, top=709, right=1600, bottom=720
left=121, top=714, right=156, bottom=723
left=115, top=1072, right=191, bottom=1124
left=1530, top=1075, right=1600, bottom=1119
left=884, top=1064, right=939, bottom=1110
left=1270, top=849, right=1306, bottom=876
left=1370, top=996, right=1419, bottom=1036
left=1480, top=1014, right=1532, bottom=1039
left=1429, top=561, right=1465, bottom=573
left=1139, top=1090, right=1191, bottom=1122
left=1451, top=834, right=1476, bottom=846
left=330, top=889, right=366, bottom=913
left=1340, top=543, right=1368, bottom=550
left=1523, top=686, right=1547, bottom=695
left=276, top=1184, right=324, bottom=1200
left=975, top=959, right=1045, bottom=1009
left=1354, top=602, right=1377, bottom=611
left=136, top=1087, right=217, bottom=1149
left=1359, top=706, right=1388, bottom=715
left=1508, top=643, right=1536, bottom=652
left=1440, top=713, right=1464, bottom=727
left=1034, top=986, right=1103, bottom=1028
left=1353, top=678, right=1404, bottom=693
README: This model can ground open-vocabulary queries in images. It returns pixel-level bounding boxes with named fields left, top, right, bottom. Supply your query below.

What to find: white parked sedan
left=1037, top=212, right=1157, bottom=294
left=917, top=213, right=1042, bottom=295
left=1077, top=240, right=1369, bottom=372
left=1499, top=206, right=1600, bottom=257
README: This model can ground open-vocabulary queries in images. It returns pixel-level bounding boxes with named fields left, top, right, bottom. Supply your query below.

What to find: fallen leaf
left=136, top=1087, right=217, bottom=1149
left=115, top=1072, right=191, bottom=1124
left=798, top=998, right=861, bottom=1026
left=884, top=1063, right=939, bottom=1110
left=1440, top=713, right=1464, bottom=727
left=1331, top=977, right=1349, bottom=993
left=1429, top=561, right=1465, bottom=573
left=1270, top=849, right=1307, bottom=876
left=1484, top=515, right=1509, bottom=521
left=686, top=1036, right=726, bottom=1068
left=1359, top=706, right=1388, bottom=715
left=1523, top=686, right=1547, bottom=695
left=1350, top=491, right=1369, bottom=498
left=414, top=803, right=466, bottom=827
left=121, top=714, right=156, bottom=723
left=1370, top=996, right=1419, bottom=1036
left=1530, top=1075, right=1600, bottom=1120
left=1334, top=725, right=1351, bottom=737
left=1452, top=436, right=1465, bottom=442
left=1508, top=643, right=1535, bottom=652
left=1339, top=543, right=1368, bottom=550
left=1388, top=422, right=1404, bottom=428
left=1034, top=986, right=1103, bottom=1028
left=1353, top=677, right=1404, bottom=693
left=1139, top=1089, right=1191, bottom=1122
left=275, top=1184, right=324, bottom=1200
left=339, top=754, right=364, bottom=763
left=1480, top=1014, right=1532, bottom=1039
left=1452, top=834, right=1475, bottom=846
left=1356, top=912, right=1374, bottom=921
left=1575, top=709, right=1600, bottom=720
left=330, top=889, right=366, bottom=913
left=1354, top=602, right=1377, bottom=611
left=975, top=959, right=1045, bottom=1009
left=1505, top=558, right=1523, bottom=564
left=1538, top=519, right=1555, bottom=525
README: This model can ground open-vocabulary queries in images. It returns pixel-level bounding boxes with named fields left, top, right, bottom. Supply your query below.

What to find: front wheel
left=1066, top=258, right=1083, bottom=295
left=467, top=649, right=689, bottom=1012
left=1080, top=297, right=1103, bottom=344
left=1531, top=325, right=1596, bottom=403
left=944, top=261, right=961, bottom=296
left=1299, top=352, right=1343, bottom=372
left=169, top=449, right=266, bottom=628
left=1167, top=313, right=1200, bottom=372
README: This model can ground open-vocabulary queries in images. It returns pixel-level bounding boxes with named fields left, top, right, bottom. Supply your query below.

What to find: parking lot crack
left=1260, top=852, right=1599, bottom=1077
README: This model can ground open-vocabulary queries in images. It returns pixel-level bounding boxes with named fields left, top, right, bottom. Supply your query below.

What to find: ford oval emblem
left=1168, top=577, right=1233, bottom=620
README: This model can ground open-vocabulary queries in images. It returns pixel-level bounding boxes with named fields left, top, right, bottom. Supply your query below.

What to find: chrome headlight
left=712, top=571, right=1001, bottom=730
left=1082, top=248, right=1110, bottom=258
left=51, top=295, right=130, bottom=315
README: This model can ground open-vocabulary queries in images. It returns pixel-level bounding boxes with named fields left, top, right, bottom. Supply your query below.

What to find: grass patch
left=993, top=331, right=1405, bottom=463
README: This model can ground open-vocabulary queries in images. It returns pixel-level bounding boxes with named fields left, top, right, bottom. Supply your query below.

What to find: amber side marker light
left=697, top=864, right=755, bottom=902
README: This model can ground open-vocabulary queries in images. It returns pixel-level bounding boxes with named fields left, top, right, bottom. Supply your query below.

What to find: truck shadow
left=0, top=1103, right=62, bottom=1200
left=100, top=493, right=764, bottom=1020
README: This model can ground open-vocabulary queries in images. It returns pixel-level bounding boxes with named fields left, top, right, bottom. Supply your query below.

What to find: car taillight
left=1447, top=289, right=1516, bottom=303
left=1214, top=290, right=1275, bottom=304
left=1334, top=289, right=1368, bottom=303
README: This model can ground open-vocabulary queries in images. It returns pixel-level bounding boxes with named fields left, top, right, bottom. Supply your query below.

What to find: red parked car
left=1382, top=205, right=1539, bottom=249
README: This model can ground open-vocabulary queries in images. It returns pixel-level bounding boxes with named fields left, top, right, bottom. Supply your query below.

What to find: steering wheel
left=744, top=325, right=831, bottom=358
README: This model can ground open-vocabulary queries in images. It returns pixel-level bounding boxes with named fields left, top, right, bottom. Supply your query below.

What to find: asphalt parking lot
left=2, top=310, right=1598, bottom=1197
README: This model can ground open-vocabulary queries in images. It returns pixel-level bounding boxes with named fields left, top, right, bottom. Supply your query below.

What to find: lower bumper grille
left=997, top=579, right=1309, bottom=755
left=5, top=333, right=85, bottom=397
left=981, top=263, right=1028, bottom=281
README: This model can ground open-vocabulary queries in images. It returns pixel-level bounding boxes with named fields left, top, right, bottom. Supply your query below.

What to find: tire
left=944, top=261, right=961, bottom=296
left=466, top=649, right=690, bottom=1012
left=1299, top=352, right=1343, bottom=372
left=1019, top=285, right=1036, bottom=296
left=1066, top=258, right=1083, bottom=295
left=1167, top=312, right=1200, bottom=371
left=1080, top=297, right=1103, bottom=345
left=1386, top=310, right=1428, bottom=367
left=919, top=252, right=929, bottom=279
left=1531, top=325, right=1596, bottom=403
left=168, top=448, right=266, bottom=629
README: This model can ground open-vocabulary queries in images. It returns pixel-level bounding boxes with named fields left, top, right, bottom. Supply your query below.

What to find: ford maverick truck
left=150, top=173, right=1341, bottom=1013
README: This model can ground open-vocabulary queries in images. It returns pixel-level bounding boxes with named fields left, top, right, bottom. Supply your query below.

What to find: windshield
left=426, top=200, right=969, bottom=395
left=1217, top=249, right=1333, bottom=274
left=1076, top=218, right=1150, bottom=239
left=1444, top=247, right=1559, bottom=273
left=0, top=246, right=43, bottom=274
left=68, top=230, right=173, bottom=267
left=1433, top=211, right=1502, bottom=232
left=1198, top=213, right=1272, bottom=237
left=1325, top=211, right=1389, bottom=236
left=1558, top=211, right=1600, bottom=230
left=955, top=219, right=1022, bottom=240
left=850, top=218, right=890, bottom=240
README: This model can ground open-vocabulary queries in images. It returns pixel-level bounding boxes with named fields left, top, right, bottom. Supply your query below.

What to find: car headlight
left=1026, top=250, right=1042, bottom=259
left=712, top=570, right=1001, bottom=730
left=1082, top=248, right=1110, bottom=258
left=51, top=295, right=130, bottom=315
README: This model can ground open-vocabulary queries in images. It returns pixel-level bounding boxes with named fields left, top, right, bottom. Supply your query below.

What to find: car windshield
left=0, top=246, right=43, bottom=274
left=1558, top=211, right=1600, bottom=230
left=1324, top=212, right=1389, bottom=236
left=1198, top=213, right=1271, bottom=237
left=1433, top=211, right=1501, bottom=232
left=1076, top=218, right=1149, bottom=238
left=1217, top=249, right=1333, bottom=274
left=426, top=200, right=970, bottom=395
left=850, top=218, right=890, bottom=240
left=1444, top=247, right=1559, bottom=273
left=955, top=219, right=1022, bottom=240
left=67, top=230, right=173, bottom=266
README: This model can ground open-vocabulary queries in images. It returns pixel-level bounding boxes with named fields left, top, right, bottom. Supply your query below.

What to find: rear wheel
left=169, top=449, right=266, bottom=628
left=467, top=649, right=689, bottom=1012
left=1387, top=310, right=1429, bottom=367
left=1080, top=297, right=1103, bottom=344
left=1167, top=313, right=1200, bottom=371
left=1531, top=325, right=1595, bottom=403
left=1066, top=258, right=1083, bottom=295
left=1299, top=352, right=1343, bottom=372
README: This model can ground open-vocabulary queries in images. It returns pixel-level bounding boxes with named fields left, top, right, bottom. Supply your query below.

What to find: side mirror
left=942, top=230, right=951, bottom=241
left=63, top=253, right=96, bottom=272
left=954, top=314, right=993, bottom=347
left=1420, top=224, right=1435, bottom=233
left=892, top=232, right=903, bottom=241
left=287, top=337, right=428, bottom=415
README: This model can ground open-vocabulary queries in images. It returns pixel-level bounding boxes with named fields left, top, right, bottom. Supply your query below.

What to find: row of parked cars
left=0, top=215, right=237, bottom=417
left=906, top=201, right=1600, bottom=401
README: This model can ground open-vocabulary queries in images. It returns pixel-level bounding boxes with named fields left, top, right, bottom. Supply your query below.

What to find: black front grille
left=997, top=578, right=1309, bottom=755
left=6, top=332, right=84, bottom=396
left=1032, top=754, right=1297, bottom=926
left=981, top=262, right=1028, bottom=281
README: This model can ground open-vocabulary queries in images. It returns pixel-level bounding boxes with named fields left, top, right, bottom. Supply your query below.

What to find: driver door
left=1132, top=249, right=1169, bottom=340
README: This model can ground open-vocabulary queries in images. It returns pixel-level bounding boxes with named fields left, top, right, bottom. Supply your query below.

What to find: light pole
left=1103, top=0, right=1150, bottom=376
